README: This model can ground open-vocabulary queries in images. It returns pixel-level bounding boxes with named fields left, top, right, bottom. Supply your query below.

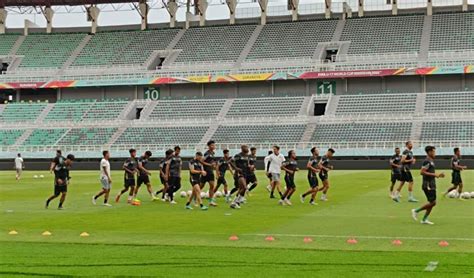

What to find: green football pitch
left=1, top=170, right=473, bottom=277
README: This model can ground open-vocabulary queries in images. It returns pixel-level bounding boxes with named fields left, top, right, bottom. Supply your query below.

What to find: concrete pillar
left=226, top=0, right=237, bottom=25
left=196, top=0, right=208, bottom=26
left=343, top=2, right=352, bottom=19
left=44, top=6, right=54, bottom=34
left=0, top=8, right=6, bottom=34
left=138, top=0, right=149, bottom=30
left=88, top=5, right=100, bottom=34
left=325, top=0, right=332, bottom=19
left=258, top=0, right=268, bottom=25
left=185, top=0, right=191, bottom=29
left=288, top=0, right=299, bottom=21
left=358, top=0, right=363, bottom=17
left=427, top=0, right=432, bottom=15
left=24, top=20, right=39, bottom=36
left=462, top=0, right=468, bottom=11
left=392, top=0, right=397, bottom=16
left=166, top=0, right=178, bottom=28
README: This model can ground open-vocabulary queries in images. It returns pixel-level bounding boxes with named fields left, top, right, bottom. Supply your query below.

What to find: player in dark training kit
left=165, top=146, right=183, bottom=205
left=318, top=148, right=335, bottom=202
left=246, top=147, right=258, bottom=194
left=186, top=152, right=209, bottom=210
left=393, top=141, right=418, bottom=203
left=45, top=154, right=75, bottom=210
left=200, top=141, right=218, bottom=206
left=443, top=147, right=468, bottom=198
left=229, top=145, right=250, bottom=209
left=134, top=151, right=159, bottom=201
left=411, top=146, right=445, bottom=225
left=216, top=149, right=233, bottom=198
left=279, top=150, right=299, bottom=206
left=300, top=147, right=320, bottom=205
left=156, top=149, right=173, bottom=201
left=115, top=149, right=138, bottom=203
left=389, top=147, right=402, bottom=198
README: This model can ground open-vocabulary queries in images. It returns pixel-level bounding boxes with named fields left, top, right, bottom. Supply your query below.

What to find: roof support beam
left=358, top=0, right=363, bottom=17
left=226, top=0, right=236, bottom=25
left=258, top=0, right=267, bottom=25
left=0, top=8, right=6, bottom=34
left=196, top=0, right=207, bottom=26
left=392, top=0, right=397, bottom=15
left=427, top=0, right=432, bottom=15
left=288, top=0, right=299, bottom=21
left=87, top=5, right=100, bottom=34
left=138, top=0, right=148, bottom=30
left=44, top=6, right=54, bottom=33
left=325, top=0, right=331, bottom=19
left=165, top=0, right=178, bottom=28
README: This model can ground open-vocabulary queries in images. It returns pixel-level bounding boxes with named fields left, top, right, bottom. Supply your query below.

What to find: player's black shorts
left=308, top=175, right=318, bottom=188
left=190, top=177, right=200, bottom=185
left=391, top=172, right=402, bottom=183
left=200, top=172, right=215, bottom=184
left=137, top=175, right=150, bottom=186
left=54, top=184, right=67, bottom=195
left=319, top=172, right=328, bottom=182
left=423, top=188, right=436, bottom=202
left=217, top=176, right=227, bottom=186
left=124, top=178, right=136, bottom=188
left=169, top=176, right=181, bottom=188
left=451, top=172, right=462, bottom=185
left=246, top=174, right=257, bottom=184
left=285, top=175, right=296, bottom=188
left=401, top=170, right=413, bottom=182
left=233, top=173, right=245, bottom=188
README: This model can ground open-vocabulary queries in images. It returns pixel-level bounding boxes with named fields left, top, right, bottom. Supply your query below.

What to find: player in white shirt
left=264, top=150, right=273, bottom=193
left=267, top=146, right=285, bottom=199
left=92, top=151, right=112, bottom=207
left=14, top=153, right=24, bottom=181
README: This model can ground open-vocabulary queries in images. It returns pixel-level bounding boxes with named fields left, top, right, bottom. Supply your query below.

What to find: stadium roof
left=0, top=0, right=138, bottom=7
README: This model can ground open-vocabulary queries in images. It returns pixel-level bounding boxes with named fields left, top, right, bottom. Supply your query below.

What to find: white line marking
left=424, top=261, right=438, bottom=272
left=243, top=233, right=474, bottom=242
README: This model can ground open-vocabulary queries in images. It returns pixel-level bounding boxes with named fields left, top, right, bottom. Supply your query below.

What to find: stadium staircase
left=415, top=92, right=426, bottom=115
left=35, top=103, right=55, bottom=123
left=418, top=15, right=433, bottom=64
left=106, top=127, right=127, bottom=146
left=62, top=35, right=92, bottom=70
left=199, top=124, right=220, bottom=146
left=323, top=94, right=339, bottom=116
left=8, top=35, right=25, bottom=56
left=299, top=96, right=314, bottom=116
left=135, top=100, right=157, bottom=120
left=217, top=98, right=235, bottom=118
left=331, top=19, right=346, bottom=42
left=299, top=122, right=318, bottom=148
left=234, top=25, right=263, bottom=68
left=14, top=129, right=32, bottom=146
left=410, top=121, right=423, bottom=143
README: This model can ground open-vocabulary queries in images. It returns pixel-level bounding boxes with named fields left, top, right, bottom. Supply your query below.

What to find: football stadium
left=0, top=0, right=473, bottom=276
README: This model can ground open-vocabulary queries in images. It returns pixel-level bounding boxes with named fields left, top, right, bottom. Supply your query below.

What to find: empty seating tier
left=0, top=129, right=24, bottom=145
left=0, top=34, right=19, bottom=56
left=424, top=91, right=474, bottom=113
left=148, top=99, right=226, bottom=120
left=212, top=124, right=306, bottom=144
left=421, top=121, right=473, bottom=141
left=246, top=20, right=337, bottom=60
left=226, top=97, right=304, bottom=118
left=23, top=129, right=68, bottom=146
left=311, top=122, right=412, bottom=142
left=83, top=101, right=128, bottom=120
left=58, top=128, right=117, bottom=145
left=173, top=25, right=256, bottom=64
left=335, top=93, right=417, bottom=115
left=341, top=15, right=423, bottom=54
left=45, top=100, right=95, bottom=122
left=115, top=127, right=209, bottom=145
left=429, top=12, right=474, bottom=51
left=17, top=33, right=85, bottom=68
left=0, top=103, right=46, bottom=122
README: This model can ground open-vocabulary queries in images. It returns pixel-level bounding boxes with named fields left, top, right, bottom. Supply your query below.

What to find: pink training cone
left=265, top=236, right=275, bottom=242
left=229, top=235, right=239, bottom=241
left=392, top=239, right=402, bottom=246
left=438, top=241, right=449, bottom=247
left=303, top=237, right=313, bottom=243
left=346, top=238, right=358, bottom=244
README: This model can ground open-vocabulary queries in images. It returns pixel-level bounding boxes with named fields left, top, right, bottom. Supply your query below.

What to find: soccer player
left=115, top=148, right=138, bottom=203
left=92, top=150, right=112, bottom=207
left=45, top=154, right=75, bottom=210
left=165, top=146, right=182, bottom=205
left=247, top=147, right=258, bottom=194
left=216, top=149, right=233, bottom=197
left=443, top=147, right=468, bottom=198
left=49, top=149, right=62, bottom=174
left=186, top=152, right=209, bottom=210
left=393, top=141, right=418, bottom=203
left=318, top=148, right=335, bottom=201
left=200, top=141, right=217, bottom=206
left=264, top=150, right=273, bottom=192
left=300, top=147, right=320, bottom=205
left=229, top=145, right=250, bottom=209
left=267, top=146, right=285, bottom=199
left=134, top=150, right=159, bottom=201
left=156, top=149, right=173, bottom=201
left=279, top=150, right=299, bottom=206
left=14, top=153, right=24, bottom=181
left=389, top=147, right=402, bottom=198
left=411, top=146, right=445, bottom=225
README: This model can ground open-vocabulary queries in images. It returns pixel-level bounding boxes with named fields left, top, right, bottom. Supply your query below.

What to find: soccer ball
left=215, top=191, right=223, bottom=198
left=470, top=192, right=474, bottom=198
left=39, top=175, right=44, bottom=179
left=200, top=192, right=206, bottom=198
left=447, top=190, right=459, bottom=198
left=460, top=192, right=471, bottom=199
left=33, top=175, right=38, bottom=179
left=204, top=191, right=210, bottom=199
left=180, top=191, right=187, bottom=198
left=187, top=190, right=192, bottom=197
